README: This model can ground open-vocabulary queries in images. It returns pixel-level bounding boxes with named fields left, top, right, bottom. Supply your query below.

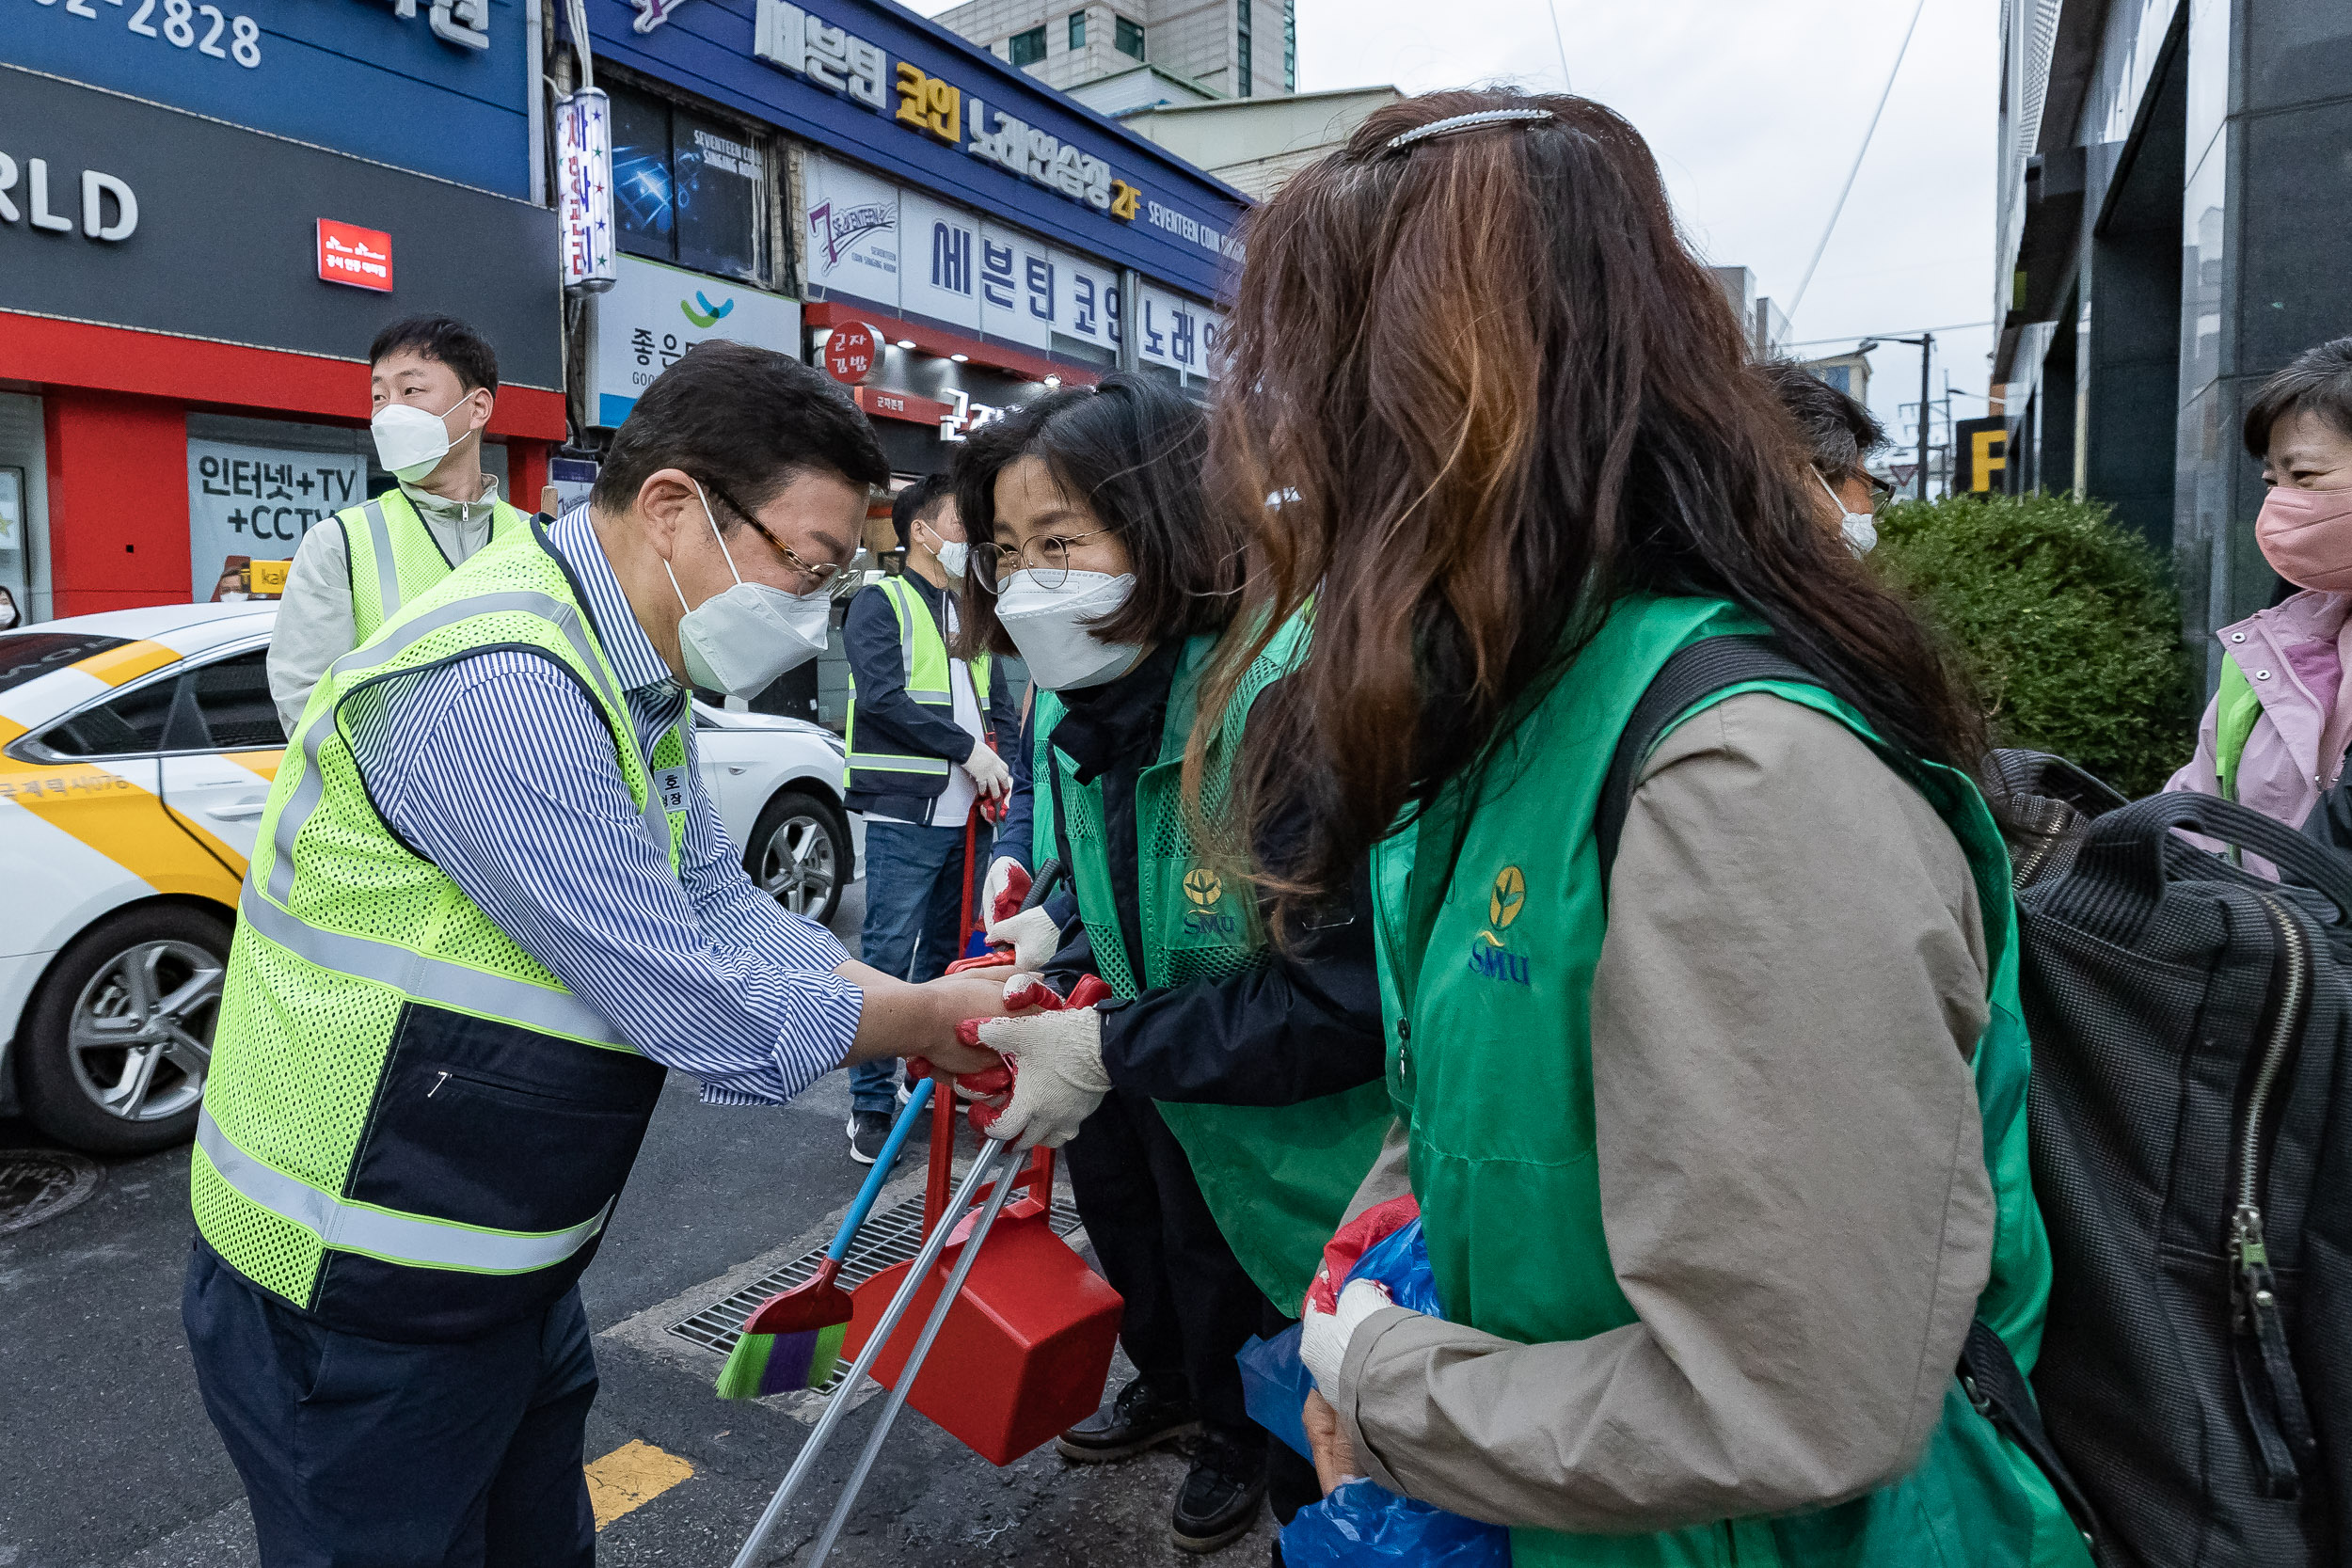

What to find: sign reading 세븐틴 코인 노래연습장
left=8, top=0, right=536, bottom=199
left=580, top=0, right=1245, bottom=305
left=586, top=254, right=803, bottom=428
left=803, top=153, right=1219, bottom=371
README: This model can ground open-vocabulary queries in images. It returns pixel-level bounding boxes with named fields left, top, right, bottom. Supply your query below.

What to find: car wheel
left=18, top=904, right=230, bottom=1156
left=746, top=790, right=848, bottom=926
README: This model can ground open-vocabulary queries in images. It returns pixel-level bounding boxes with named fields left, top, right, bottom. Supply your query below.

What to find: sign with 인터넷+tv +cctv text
left=587, top=254, right=803, bottom=429
left=185, top=438, right=367, bottom=603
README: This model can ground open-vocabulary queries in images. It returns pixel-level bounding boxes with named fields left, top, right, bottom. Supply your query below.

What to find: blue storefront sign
left=578, top=0, right=1247, bottom=303
left=8, top=0, right=536, bottom=198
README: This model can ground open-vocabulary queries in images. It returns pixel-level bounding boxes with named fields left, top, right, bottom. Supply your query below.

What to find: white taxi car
left=0, top=603, right=860, bottom=1155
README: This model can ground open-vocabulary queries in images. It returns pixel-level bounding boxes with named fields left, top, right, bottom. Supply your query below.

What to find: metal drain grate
left=666, top=1185, right=1084, bottom=1395
left=0, top=1149, right=103, bottom=1238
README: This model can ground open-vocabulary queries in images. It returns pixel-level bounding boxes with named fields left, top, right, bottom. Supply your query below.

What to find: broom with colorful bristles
left=717, top=1075, right=938, bottom=1400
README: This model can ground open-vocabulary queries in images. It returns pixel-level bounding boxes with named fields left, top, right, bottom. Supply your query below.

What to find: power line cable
left=1544, top=0, right=1571, bottom=90
left=1781, top=318, right=1993, bottom=351
left=1786, top=0, right=1930, bottom=323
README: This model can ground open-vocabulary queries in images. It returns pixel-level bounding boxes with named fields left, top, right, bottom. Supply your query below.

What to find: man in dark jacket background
left=839, top=474, right=1018, bottom=1162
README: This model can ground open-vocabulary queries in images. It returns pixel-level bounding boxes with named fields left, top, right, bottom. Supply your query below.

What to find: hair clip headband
left=1384, top=107, right=1554, bottom=153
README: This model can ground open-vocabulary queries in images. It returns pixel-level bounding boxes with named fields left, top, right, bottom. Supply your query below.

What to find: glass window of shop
left=611, top=85, right=771, bottom=285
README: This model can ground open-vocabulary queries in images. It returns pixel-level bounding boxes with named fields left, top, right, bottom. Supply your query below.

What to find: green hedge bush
left=1872, top=491, right=2199, bottom=798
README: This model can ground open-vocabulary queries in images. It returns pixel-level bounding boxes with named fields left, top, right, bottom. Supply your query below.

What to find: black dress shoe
left=1056, top=1375, right=1200, bottom=1463
left=1171, top=1431, right=1269, bottom=1553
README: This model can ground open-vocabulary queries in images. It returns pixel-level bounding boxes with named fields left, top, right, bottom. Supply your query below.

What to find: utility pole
left=1858, top=330, right=1935, bottom=501
left=1916, top=331, right=1933, bottom=500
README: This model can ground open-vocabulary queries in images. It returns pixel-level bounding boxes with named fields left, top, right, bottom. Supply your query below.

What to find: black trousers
left=183, top=1245, right=596, bottom=1568
left=1065, top=1085, right=1265, bottom=1444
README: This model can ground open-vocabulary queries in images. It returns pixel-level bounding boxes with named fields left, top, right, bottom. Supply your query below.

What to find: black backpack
left=1995, top=759, right=2351, bottom=1566
left=1598, top=640, right=2349, bottom=1566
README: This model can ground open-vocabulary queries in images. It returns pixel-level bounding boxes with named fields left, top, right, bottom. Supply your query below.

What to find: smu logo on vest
left=1468, top=865, right=1530, bottom=986
left=1181, top=865, right=1239, bottom=938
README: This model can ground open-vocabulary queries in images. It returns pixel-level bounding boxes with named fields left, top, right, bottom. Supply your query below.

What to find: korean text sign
left=185, top=439, right=366, bottom=602
left=588, top=254, right=803, bottom=428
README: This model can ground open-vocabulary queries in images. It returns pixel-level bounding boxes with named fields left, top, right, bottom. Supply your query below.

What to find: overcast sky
left=908, top=0, right=2000, bottom=462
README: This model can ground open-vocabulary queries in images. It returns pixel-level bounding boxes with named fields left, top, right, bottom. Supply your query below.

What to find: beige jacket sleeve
left=267, top=518, right=357, bottom=736
left=1332, top=692, right=1994, bottom=1533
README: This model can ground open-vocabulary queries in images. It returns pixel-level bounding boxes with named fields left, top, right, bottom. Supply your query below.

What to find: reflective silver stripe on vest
left=240, top=883, right=632, bottom=1046
left=198, top=1108, right=611, bottom=1275
left=268, top=588, right=665, bottom=903
left=361, top=499, right=403, bottom=628
left=905, top=688, right=951, bottom=704
left=846, top=752, right=951, bottom=775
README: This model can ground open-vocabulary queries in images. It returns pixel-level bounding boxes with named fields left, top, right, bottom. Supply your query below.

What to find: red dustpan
left=839, top=1056, right=1122, bottom=1465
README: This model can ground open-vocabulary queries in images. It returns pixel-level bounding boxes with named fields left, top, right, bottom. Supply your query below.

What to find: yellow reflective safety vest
left=338, top=485, right=533, bottom=644
left=194, top=520, right=687, bottom=1340
left=843, top=573, right=991, bottom=800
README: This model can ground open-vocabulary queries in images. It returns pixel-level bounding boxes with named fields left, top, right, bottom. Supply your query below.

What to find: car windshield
left=0, top=631, right=129, bottom=696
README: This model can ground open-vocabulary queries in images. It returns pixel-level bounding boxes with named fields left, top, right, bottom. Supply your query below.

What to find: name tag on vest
left=654, top=768, right=689, bottom=814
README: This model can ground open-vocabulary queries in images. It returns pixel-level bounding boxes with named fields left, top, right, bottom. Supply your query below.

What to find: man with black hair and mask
left=268, top=315, right=534, bottom=734
left=1757, top=357, right=1894, bottom=558
left=186, top=342, right=1007, bottom=1567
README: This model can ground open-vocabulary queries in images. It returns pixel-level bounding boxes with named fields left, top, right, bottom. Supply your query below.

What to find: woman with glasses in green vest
left=1198, top=91, right=2092, bottom=1568
left=952, top=376, right=1393, bottom=1555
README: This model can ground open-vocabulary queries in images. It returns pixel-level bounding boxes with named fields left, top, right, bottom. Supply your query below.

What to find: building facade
left=1, top=1, right=564, bottom=621
left=1993, top=0, right=2352, bottom=684
left=578, top=0, right=1248, bottom=720
left=934, top=0, right=1295, bottom=102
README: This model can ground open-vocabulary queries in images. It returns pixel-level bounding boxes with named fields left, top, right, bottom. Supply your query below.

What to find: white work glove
left=963, top=740, right=1013, bottom=800
left=981, top=854, right=1024, bottom=915
left=1298, top=1276, right=1398, bottom=1395
left=982, top=856, right=1061, bottom=970
left=972, top=994, right=1111, bottom=1150
left=987, top=906, right=1062, bottom=972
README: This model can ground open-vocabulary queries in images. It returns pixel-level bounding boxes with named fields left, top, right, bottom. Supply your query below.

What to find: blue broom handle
left=828, top=1075, right=936, bottom=1263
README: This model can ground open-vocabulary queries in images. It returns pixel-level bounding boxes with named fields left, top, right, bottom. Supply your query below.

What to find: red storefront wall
left=3, top=311, right=564, bottom=617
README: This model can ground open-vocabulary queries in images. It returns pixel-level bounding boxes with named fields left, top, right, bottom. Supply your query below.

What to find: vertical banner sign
left=560, top=89, right=618, bottom=295
left=185, top=440, right=367, bottom=603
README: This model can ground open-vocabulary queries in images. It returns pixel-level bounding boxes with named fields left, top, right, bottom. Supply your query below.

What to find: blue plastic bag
left=1279, top=1480, right=1511, bottom=1567
left=1237, top=1323, right=1314, bottom=1460
left=1249, top=1216, right=1513, bottom=1564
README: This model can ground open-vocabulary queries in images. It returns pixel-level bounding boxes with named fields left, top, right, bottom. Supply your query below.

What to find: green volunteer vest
left=844, top=574, right=993, bottom=803
left=2216, top=654, right=2262, bottom=802
left=1372, top=594, right=2088, bottom=1567
left=195, top=520, right=690, bottom=1340
left=340, top=486, right=533, bottom=643
left=1033, top=619, right=1393, bottom=1314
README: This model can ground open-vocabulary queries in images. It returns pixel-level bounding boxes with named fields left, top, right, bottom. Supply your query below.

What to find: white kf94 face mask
left=663, top=483, right=834, bottom=698
left=1819, top=471, right=1878, bottom=557
left=371, top=393, right=476, bottom=484
left=993, top=569, right=1145, bottom=690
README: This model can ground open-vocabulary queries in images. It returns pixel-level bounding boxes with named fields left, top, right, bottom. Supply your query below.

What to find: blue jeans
left=850, top=818, right=982, bottom=1113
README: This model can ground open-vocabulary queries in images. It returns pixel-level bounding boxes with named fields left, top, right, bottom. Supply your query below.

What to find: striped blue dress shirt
left=349, top=506, right=864, bottom=1105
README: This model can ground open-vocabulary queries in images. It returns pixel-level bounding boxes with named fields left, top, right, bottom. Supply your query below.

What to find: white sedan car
left=0, top=603, right=860, bottom=1155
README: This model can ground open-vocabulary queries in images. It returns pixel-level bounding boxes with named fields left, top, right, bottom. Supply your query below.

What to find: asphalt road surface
left=0, top=881, right=1281, bottom=1568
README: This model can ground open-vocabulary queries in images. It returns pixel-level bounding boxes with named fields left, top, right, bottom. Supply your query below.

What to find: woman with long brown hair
left=1206, top=91, right=2090, bottom=1566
